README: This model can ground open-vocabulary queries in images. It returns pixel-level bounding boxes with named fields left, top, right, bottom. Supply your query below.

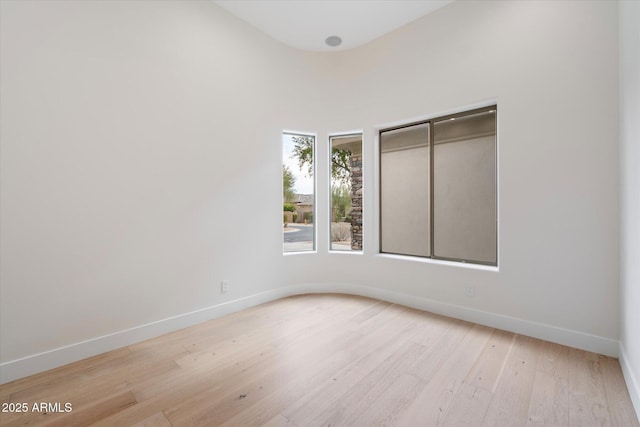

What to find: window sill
left=283, top=250, right=317, bottom=256
left=376, top=253, right=499, bottom=272
left=328, top=250, right=363, bottom=255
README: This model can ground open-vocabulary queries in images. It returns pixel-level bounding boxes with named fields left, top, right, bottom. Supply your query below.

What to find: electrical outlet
left=221, top=280, right=229, bottom=294
left=464, top=284, right=475, bottom=298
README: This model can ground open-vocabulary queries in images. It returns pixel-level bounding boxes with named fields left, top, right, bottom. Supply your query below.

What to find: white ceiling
left=212, top=0, right=454, bottom=52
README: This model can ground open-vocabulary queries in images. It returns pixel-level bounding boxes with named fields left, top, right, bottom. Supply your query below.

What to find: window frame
left=282, top=131, right=317, bottom=254
left=378, top=105, right=497, bottom=266
left=328, top=132, right=364, bottom=253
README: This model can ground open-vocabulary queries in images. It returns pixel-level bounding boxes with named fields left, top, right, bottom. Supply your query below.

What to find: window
left=380, top=106, right=497, bottom=265
left=330, top=134, right=363, bottom=252
left=283, top=133, right=315, bottom=253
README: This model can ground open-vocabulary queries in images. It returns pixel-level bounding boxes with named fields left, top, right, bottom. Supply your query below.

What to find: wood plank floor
left=1, top=294, right=638, bottom=426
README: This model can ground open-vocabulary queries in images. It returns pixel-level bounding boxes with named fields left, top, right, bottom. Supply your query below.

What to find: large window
left=330, top=134, right=363, bottom=252
left=380, top=106, right=497, bottom=265
left=283, top=133, right=315, bottom=253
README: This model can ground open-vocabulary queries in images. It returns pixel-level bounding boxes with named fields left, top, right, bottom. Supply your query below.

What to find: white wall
left=0, top=0, right=624, bottom=383
left=283, top=0, right=620, bottom=352
left=619, top=0, right=640, bottom=416
left=0, top=0, right=302, bottom=379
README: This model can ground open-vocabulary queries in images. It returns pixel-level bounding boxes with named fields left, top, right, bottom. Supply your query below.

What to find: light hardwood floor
left=1, top=294, right=638, bottom=426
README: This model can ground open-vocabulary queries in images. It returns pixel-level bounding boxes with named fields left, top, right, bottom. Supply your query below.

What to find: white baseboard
left=0, top=288, right=293, bottom=384
left=0, top=283, right=620, bottom=384
left=619, top=342, right=640, bottom=422
left=290, top=283, right=619, bottom=357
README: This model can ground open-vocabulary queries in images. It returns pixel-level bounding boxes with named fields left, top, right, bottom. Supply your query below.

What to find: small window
left=330, top=134, right=363, bottom=252
left=283, top=133, right=315, bottom=253
left=380, top=106, right=497, bottom=265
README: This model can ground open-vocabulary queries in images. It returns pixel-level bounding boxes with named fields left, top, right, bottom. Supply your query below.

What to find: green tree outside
left=331, top=183, right=352, bottom=221
left=291, top=135, right=351, bottom=184
left=283, top=164, right=296, bottom=202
